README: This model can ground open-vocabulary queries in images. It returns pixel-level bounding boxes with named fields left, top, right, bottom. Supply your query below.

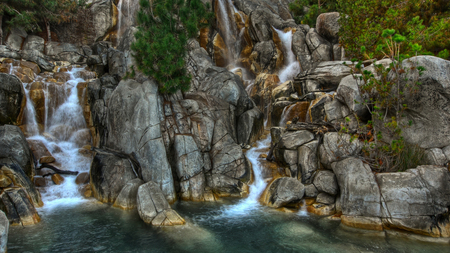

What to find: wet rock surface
left=137, top=182, right=185, bottom=226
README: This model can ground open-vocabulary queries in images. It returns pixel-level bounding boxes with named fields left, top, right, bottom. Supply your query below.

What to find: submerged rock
left=137, top=182, right=185, bottom=226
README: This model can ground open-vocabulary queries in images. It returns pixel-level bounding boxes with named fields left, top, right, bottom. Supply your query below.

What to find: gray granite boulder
left=263, top=177, right=305, bottom=208
left=137, top=182, right=185, bottom=226
left=0, top=74, right=25, bottom=126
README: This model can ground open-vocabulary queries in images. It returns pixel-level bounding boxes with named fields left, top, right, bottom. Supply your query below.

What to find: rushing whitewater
left=20, top=67, right=93, bottom=210
left=217, top=137, right=271, bottom=218
left=274, top=28, right=301, bottom=83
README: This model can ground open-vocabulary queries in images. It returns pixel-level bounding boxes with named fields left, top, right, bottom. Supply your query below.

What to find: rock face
left=0, top=74, right=25, bottom=126
left=384, top=56, right=450, bottom=149
left=263, top=177, right=305, bottom=208
left=0, top=125, right=35, bottom=180
left=0, top=162, right=43, bottom=208
left=113, top=178, right=144, bottom=210
left=0, top=211, right=8, bottom=253
left=316, top=12, right=340, bottom=44
left=377, top=166, right=450, bottom=237
left=0, top=188, right=40, bottom=226
left=332, top=158, right=381, bottom=218
left=137, top=182, right=185, bottom=226
left=336, top=75, right=370, bottom=120
left=88, top=40, right=261, bottom=204
left=294, top=61, right=352, bottom=94
left=332, top=157, right=450, bottom=237
left=90, top=149, right=137, bottom=203
left=90, top=0, right=115, bottom=42
left=319, top=132, right=362, bottom=169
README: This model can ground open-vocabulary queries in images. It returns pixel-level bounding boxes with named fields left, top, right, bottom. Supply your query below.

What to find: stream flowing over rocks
left=1, top=0, right=450, bottom=251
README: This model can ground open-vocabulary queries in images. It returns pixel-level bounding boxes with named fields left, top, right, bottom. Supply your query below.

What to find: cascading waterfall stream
left=215, top=137, right=271, bottom=219
left=20, top=67, right=93, bottom=211
left=273, top=28, right=301, bottom=83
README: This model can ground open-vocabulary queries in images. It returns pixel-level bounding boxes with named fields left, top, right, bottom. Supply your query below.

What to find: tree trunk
left=45, top=19, right=51, bottom=42
left=0, top=15, right=3, bottom=45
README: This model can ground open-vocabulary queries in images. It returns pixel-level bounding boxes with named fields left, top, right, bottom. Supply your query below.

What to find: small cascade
left=218, top=136, right=271, bottom=218
left=279, top=104, right=294, bottom=127
left=216, top=0, right=241, bottom=66
left=18, top=66, right=94, bottom=210
left=273, top=28, right=301, bottom=83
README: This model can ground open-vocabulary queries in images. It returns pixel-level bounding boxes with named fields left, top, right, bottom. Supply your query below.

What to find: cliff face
left=0, top=0, right=450, bottom=236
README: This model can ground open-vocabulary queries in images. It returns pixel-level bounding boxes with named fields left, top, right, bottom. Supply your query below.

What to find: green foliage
left=289, top=0, right=337, bottom=27
left=0, top=0, right=84, bottom=32
left=131, top=0, right=212, bottom=94
left=345, top=32, right=425, bottom=172
left=338, top=0, right=450, bottom=60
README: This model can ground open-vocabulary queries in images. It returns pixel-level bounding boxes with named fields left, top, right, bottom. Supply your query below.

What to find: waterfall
left=216, top=0, right=240, bottom=66
left=273, top=28, right=301, bottom=83
left=218, top=137, right=271, bottom=217
left=19, top=67, right=93, bottom=210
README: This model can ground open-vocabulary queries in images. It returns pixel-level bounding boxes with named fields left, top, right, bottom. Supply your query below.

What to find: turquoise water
left=8, top=199, right=450, bottom=253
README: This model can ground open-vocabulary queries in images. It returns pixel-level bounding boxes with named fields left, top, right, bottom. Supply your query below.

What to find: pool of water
left=8, top=199, right=449, bottom=253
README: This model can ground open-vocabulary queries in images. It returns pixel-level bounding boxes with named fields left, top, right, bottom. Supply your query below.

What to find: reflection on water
left=8, top=200, right=449, bottom=253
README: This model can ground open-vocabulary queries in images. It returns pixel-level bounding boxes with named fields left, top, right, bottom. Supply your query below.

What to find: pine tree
left=0, top=0, right=83, bottom=44
left=131, top=0, right=212, bottom=94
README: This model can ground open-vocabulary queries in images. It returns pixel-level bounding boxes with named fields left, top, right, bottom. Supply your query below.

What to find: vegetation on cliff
left=0, top=0, right=84, bottom=43
left=131, top=0, right=212, bottom=94
left=289, top=0, right=450, bottom=60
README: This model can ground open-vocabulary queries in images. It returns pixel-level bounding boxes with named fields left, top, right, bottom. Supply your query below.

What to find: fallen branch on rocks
left=287, top=121, right=337, bottom=133
left=37, top=163, right=78, bottom=176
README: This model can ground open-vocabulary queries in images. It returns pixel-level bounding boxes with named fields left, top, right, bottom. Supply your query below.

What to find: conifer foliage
left=0, top=0, right=83, bottom=43
left=131, top=0, right=212, bottom=94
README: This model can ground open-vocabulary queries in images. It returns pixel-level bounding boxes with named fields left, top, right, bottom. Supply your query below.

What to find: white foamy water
left=274, top=28, right=301, bottom=83
left=19, top=67, right=93, bottom=211
left=218, top=136, right=271, bottom=218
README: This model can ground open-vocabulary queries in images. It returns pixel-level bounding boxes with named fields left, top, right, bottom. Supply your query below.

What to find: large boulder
left=263, top=177, right=305, bottom=208
left=0, top=161, right=43, bottom=208
left=319, top=132, right=362, bottom=169
left=316, top=12, right=340, bottom=44
left=305, top=29, right=332, bottom=65
left=113, top=178, right=144, bottom=210
left=278, top=130, right=315, bottom=150
left=377, top=166, right=450, bottom=237
left=90, top=0, right=115, bottom=41
left=384, top=56, right=450, bottom=149
left=332, top=158, right=381, bottom=217
left=20, top=49, right=54, bottom=71
left=90, top=149, right=137, bottom=203
left=298, top=140, right=319, bottom=184
left=335, top=75, right=370, bottom=120
left=0, top=211, right=8, bottom=252
left=313, top=170, right=338, bottom=196
left=247, top=7, right=297, bottom=42
left=6, top=28, right=27, bottom=51
left=137, top=182, right=185, bottom=226
left=292, top=30, right=313, bottom=72
left=249, top=40, right=279, bottom=75
left=0, top=125, right=35, bottom=179
left=22, top=36, right=45, bottom=53
left=237, top=107, right=264, bottom=146
left=45, top=42, right=84, bottom=63
left=104, top=79, right=175, bottom=202
left=294, top=61, right=352, bottom=94
left=0, top=74, right=25, bottom=126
